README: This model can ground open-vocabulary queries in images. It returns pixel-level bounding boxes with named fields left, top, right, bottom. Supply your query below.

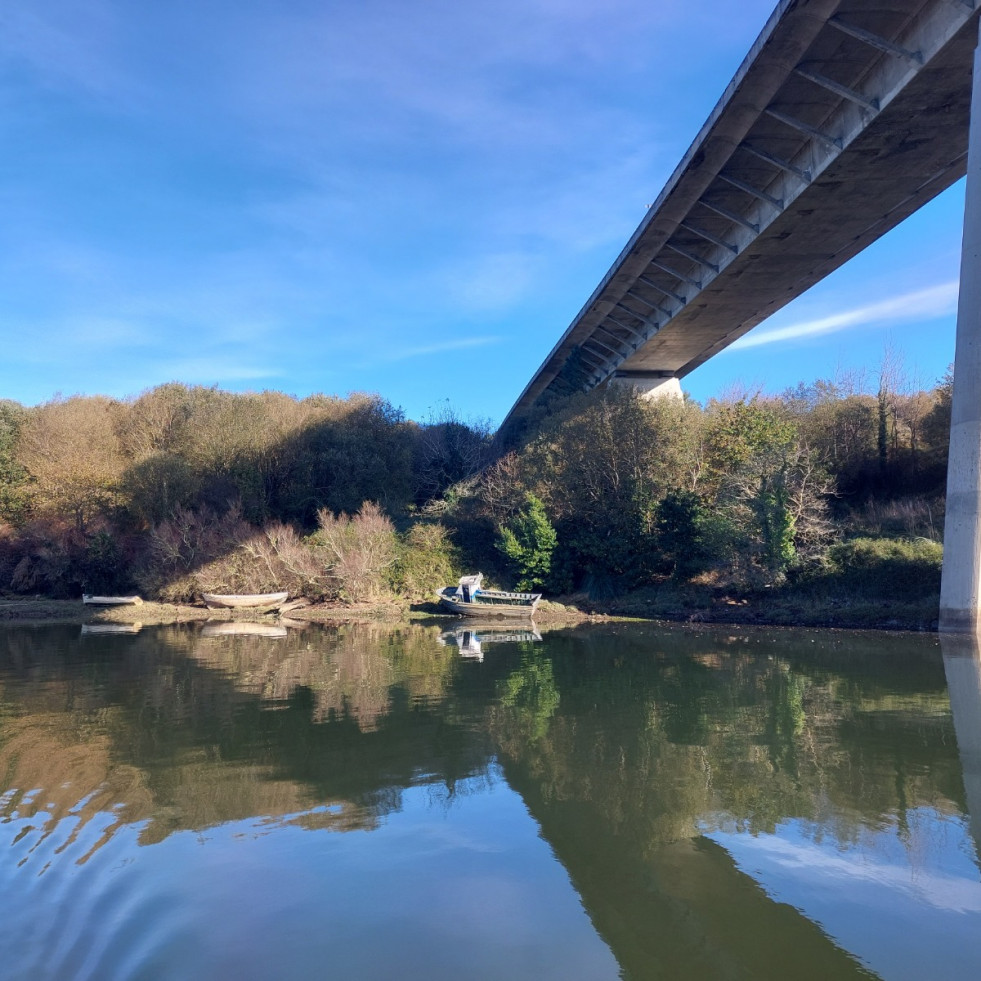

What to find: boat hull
left=201, top=592, right=289, bottom=609
left=436, top=588, right=540, bottom=618
left=82, top=594, right=142, bottom=606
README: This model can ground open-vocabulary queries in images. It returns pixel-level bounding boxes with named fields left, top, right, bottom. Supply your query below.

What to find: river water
left=0, top=619, right=978, bottom=980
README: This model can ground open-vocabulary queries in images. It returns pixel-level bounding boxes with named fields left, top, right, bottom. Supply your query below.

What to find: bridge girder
left=503, top=0, right=979, bottom=429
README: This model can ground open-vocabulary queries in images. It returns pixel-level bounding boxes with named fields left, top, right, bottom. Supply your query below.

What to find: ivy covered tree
left=698, top=397, right=831, bottom=582
left=497, top=493, right=557, bottom=591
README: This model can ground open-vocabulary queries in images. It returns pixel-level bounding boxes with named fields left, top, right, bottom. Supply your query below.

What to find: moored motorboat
left=436, top=574, right=540, bottom=618
left=201, top=591, right=289, bottom=609
left=83, top=594, right=143, bottom=606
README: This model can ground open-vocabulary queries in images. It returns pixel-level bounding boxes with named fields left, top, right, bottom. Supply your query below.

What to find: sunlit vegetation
left=468, top=360, right=949, bottom=623
left=0, top=360, right=952, bottom=618
left=0, top=386, right=487, bottom=600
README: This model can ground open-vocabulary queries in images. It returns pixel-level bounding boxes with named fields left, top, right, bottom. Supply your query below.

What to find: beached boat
left=83, top=594, right=143, bottom=606
left=201, top=591, right=289, bottom=609
left=436, top=574, right=541, bottom=618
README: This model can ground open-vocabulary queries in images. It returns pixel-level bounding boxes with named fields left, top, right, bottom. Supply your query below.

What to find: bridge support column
left=941, top=21, right=981, bottom=633
left=610, top=371, right=682, bottom=401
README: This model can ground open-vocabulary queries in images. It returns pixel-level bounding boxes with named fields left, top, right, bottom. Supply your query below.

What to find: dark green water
left=0, top=619, right=978, bottom=980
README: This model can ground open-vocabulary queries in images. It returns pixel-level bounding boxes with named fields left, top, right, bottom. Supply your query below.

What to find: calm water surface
left=1, top=619, right=979, bottom=980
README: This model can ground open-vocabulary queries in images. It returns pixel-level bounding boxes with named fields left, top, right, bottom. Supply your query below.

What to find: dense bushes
left=824, top=537, right=943, bottom=600
left=0, top=363, right=954, bottom=606
left=450, top=387, right=838, bottom=594
left=0, top=386, right=476, bottom=601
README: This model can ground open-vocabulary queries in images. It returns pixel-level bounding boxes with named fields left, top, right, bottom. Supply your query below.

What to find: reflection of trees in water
left=0, top=621, right=964, bottom=891
left=489, top=629, right=961, bottom=854
left=494, top=645, right=560, bottom=742
left=487, top=627, right=962, bottom=981
left=0, top=622, right=479, bottom=863
left=0, top=713, right=153, bottom=865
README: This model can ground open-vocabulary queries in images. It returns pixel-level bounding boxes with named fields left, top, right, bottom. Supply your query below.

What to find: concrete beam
left=610, top=372, right=683, bottom=401
left=503, top=0, right=980, bottom=432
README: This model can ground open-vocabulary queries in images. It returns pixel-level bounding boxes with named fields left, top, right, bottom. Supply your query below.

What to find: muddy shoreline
left=0, top=593, right=937, bottom=633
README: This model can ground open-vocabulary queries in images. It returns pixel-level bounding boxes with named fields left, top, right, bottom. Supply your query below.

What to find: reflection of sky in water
left=705, top=809, right=981, bottom=981
left=0, top=765, right=620, bottom=981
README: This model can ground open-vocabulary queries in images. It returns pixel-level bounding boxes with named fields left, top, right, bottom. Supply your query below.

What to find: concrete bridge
left=502, top=0, right=981, bottom=633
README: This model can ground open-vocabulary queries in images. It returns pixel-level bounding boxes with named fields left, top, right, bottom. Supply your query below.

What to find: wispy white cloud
left=146, top=358, right=281, bottom=387
left=732, top=282, right=959, bottom=351
left=380, top=336, right=501, bottom=363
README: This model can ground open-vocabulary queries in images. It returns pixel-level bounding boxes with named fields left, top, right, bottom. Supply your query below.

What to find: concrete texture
left=940, top=21, right=981, bottom=633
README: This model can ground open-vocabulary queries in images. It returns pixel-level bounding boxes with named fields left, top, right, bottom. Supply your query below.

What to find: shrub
left=314, top=502, right=398, bottom=602
left=394, top=522, right=460, bottom=599
left=138, top=505, right=327, bottom=601
left=826, top=536, right=942, bottom=600
left=497, top=494, right=557, bottom=591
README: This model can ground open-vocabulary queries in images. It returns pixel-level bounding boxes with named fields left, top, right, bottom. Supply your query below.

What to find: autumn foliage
left=0, top=362, right=953, bottom=606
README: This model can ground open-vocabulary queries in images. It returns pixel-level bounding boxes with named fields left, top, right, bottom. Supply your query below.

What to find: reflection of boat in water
left=202, top=591, right=289, bottom=609
left=80, top=622, right=143, bottom=635
left=436, top=574, right=541, bottom=618
left=82, top=594, right=143, bottom=606
left=438, top=623, right=543, bottom=662
left=201, top=622, right=288, bottom=638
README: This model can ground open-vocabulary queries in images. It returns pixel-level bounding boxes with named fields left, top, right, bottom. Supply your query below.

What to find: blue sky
left=0, top=0, right=963, bottom=427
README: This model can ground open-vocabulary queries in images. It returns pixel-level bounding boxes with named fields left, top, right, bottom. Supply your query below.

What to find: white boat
left=436, top=574, right=541, bottom=618
left=201, top=591, right=289, bottom=609
left=82, top=594, right=143, bottom=606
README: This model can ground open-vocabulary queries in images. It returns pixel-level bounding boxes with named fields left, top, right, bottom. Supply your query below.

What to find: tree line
left=0, top=361, right=952, bottom=607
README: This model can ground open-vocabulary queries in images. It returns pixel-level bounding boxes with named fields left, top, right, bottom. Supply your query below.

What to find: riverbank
left=599, top=583, right=940, bottom=632
left=0, top=589, right=939, bottom=631
left=0, top=596, right=604, bottom=628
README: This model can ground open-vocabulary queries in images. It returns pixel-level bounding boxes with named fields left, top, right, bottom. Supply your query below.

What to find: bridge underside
left=504, top=0, right=979, bottom=428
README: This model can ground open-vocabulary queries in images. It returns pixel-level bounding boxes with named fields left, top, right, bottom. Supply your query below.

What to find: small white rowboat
left=201, top=591, right=289, bottom=609
left=83, top=594, right=143, bottom=606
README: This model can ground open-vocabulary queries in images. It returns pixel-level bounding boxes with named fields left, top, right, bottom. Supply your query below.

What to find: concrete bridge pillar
left=609, top=371, right=683, bottom=401
left=941, top=20, right=981, bottom=633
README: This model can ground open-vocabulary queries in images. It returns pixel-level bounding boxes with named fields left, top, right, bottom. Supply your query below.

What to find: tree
left=497, top=493, right=558, bottom=591
left=512, top=388, right=699, bottom=588
left=413, top=403, right=493, bottom=505
left=704, top=397, right=834, bottom=582
left=16, top=396, right=126, bottom=530
left=0, top=400, right=30, bottom=523
left=655, top=490, right=708, bottom=579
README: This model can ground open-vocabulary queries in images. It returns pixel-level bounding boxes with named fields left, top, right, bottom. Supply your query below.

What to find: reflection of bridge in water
left=1, top=622, right=978, bottom=976
left=501, top=0, right=981, bottom=632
